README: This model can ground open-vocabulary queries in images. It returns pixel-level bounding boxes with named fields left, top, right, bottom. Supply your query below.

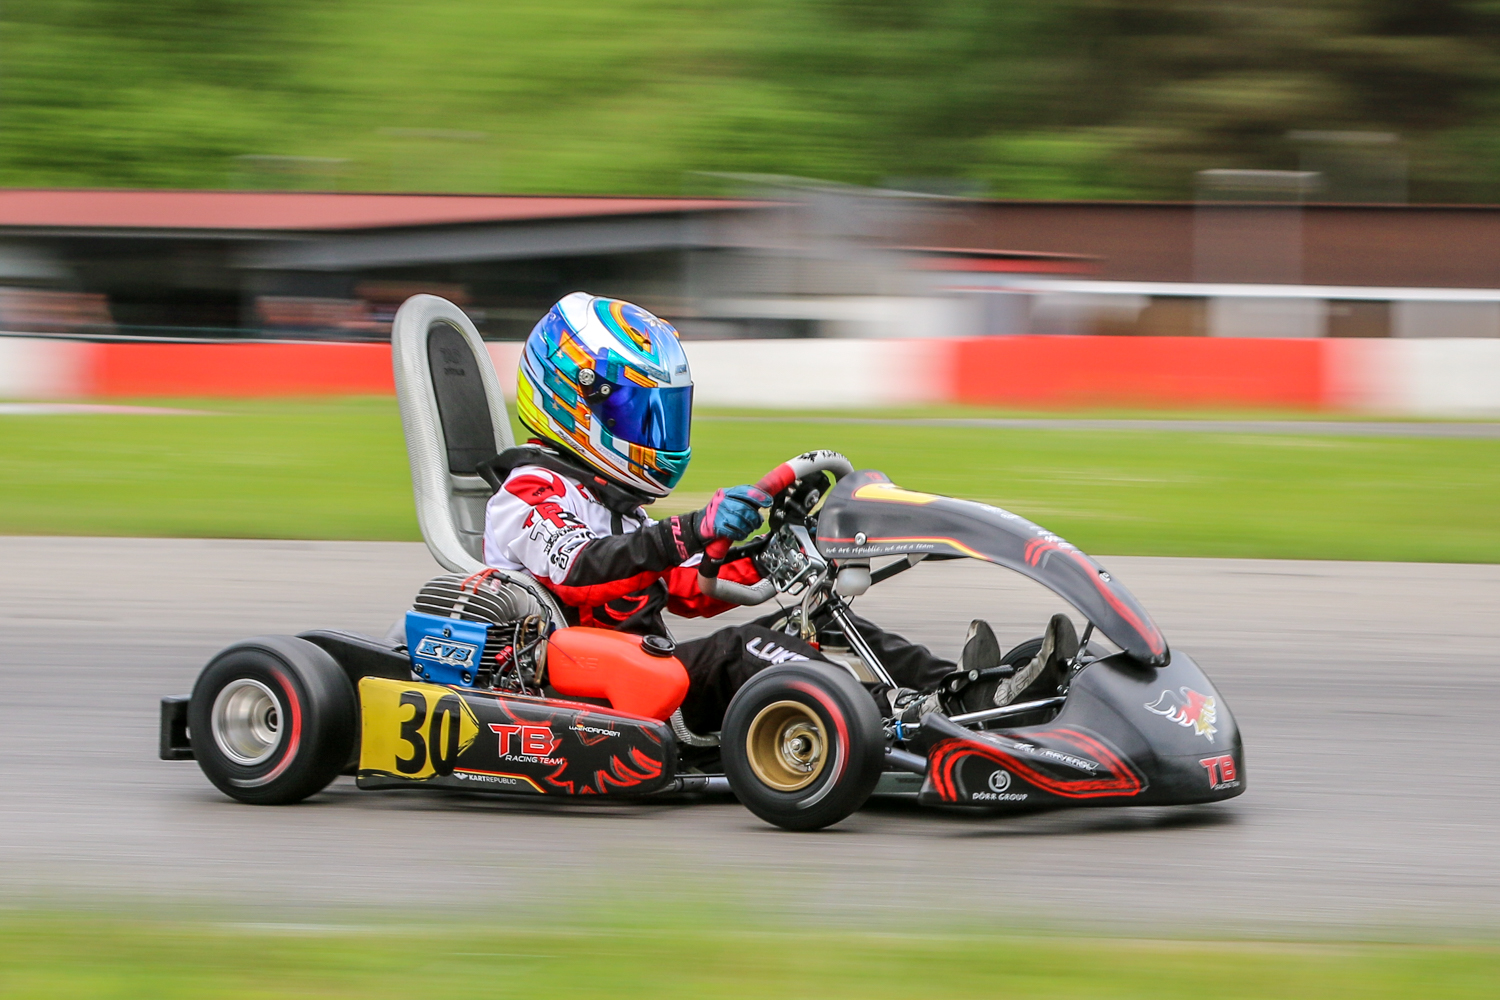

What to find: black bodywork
left=909, top=651, right=1242, bottom=809
left=817, top=469, right=1169, bottom=666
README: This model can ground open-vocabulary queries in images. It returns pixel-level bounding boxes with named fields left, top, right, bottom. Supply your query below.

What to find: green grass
left=0, top=398, right=415, bottom=542
left=2, top=397, right=1499, bottom=562
left=1, top=914, right=1495, bottom=999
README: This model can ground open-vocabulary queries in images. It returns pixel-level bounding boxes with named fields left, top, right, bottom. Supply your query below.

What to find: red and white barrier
left=0, top=338, right=393, bottom=398
left=3, top=334, right=1498, bottom=416
left=0, top=337, right=91, bottom=399
left=1323, top=338, right=1500, bottom=416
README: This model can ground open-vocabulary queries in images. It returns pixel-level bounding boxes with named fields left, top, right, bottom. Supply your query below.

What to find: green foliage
left=2, top=398, right=1499, bottom=563
left=0, top=0, right=318, bottom=187
left=4, top=1, right=1500, bottom=197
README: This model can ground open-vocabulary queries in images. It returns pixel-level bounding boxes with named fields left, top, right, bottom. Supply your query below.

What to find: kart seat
left=391, top=295, right=562, bottom=623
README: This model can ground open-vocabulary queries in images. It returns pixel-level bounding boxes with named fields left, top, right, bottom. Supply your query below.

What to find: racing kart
left=159, top=295, right=1245, bottom=831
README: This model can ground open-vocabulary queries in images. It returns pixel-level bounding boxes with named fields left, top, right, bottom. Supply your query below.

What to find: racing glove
left=698, top=484, right=774, bottom=542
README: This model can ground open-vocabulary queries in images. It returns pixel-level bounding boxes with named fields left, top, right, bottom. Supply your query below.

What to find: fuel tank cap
left=641, top=635, right=677, bottom=657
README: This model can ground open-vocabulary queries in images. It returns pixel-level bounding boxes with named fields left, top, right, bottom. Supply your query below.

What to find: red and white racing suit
left=482, top=463, right=762, bottom=635
left=483, top=461, right=951, bottom=731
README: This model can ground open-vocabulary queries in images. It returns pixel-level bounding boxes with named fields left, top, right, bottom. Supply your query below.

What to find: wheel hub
left=211, top=678, right=284, bottom=765
left=745, top=700, right=827, bottom=792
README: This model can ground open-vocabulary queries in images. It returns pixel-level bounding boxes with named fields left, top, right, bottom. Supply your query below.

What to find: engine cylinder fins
left=411, top=573, right=542, bottom=625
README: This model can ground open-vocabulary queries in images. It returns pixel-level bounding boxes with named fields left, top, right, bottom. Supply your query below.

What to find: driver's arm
left=501, top=500, right=704, bottom=606
left=488, top=472, right=769, bottom=606
left=663, top=558, right=762, bottom=618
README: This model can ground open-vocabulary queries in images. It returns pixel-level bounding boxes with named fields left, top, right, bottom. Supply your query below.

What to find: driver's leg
left=740, top=608, right=956, bottom=722
left=824, top=612, right=953, bottom=691
left=673, top=624, right=830, bottom=735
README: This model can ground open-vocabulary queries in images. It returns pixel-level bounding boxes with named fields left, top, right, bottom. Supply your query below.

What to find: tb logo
left=1199, top=754, right=1238, bottom=789
left=489, top=723, right=561, bottom=758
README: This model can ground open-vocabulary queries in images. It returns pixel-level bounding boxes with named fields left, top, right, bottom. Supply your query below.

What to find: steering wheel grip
left=699, top=451, right=854, bottom=606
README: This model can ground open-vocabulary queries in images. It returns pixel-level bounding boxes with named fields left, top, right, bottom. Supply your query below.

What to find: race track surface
left=2, top=536, right=1496, bottom=935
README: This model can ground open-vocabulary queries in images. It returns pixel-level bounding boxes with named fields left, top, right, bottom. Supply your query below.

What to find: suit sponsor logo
left=504, top=471, right=566, bottom=504
left=523, top=500, right=592, bottom=572
left=1145, top=686, right=1218, bottom=742
left=745, top=636, right=810, bottom=665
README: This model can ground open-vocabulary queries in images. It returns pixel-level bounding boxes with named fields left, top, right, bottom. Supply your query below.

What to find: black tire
left=1002, top=636, right=1111, bottom=667
left=1001, top=636, right=1045, bottom=668
left=721, top=661, right=884, bottom=831
left=188, top=636, right=356, bottom=805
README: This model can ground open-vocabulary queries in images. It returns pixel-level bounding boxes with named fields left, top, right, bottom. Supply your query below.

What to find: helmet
left=516, top=292, right=693, bottom=497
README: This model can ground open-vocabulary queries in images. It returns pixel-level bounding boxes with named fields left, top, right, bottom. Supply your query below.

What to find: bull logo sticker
left=1145, top=686, right=1218, bottom=743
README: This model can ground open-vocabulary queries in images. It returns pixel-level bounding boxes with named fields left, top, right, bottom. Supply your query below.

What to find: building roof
left=0, top=189, right=758, bottom=233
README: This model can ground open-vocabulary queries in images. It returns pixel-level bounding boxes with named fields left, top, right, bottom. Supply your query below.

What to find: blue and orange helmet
left=517, top=293, right=693, bottom=498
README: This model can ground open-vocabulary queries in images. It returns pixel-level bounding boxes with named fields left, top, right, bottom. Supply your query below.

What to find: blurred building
left=922, top=194, right=1500, bottom=340
left=1, top=186, right=1499, bottom=342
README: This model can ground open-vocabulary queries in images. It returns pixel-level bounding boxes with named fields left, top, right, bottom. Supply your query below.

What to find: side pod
left=354, top=677, right=677, bottom=797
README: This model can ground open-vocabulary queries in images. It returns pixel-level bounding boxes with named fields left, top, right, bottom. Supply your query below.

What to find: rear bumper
left=159, top=696, right=193, bottom=760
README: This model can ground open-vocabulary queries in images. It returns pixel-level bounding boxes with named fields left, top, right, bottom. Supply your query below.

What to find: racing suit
left=482, top=449, right=952, bottom=732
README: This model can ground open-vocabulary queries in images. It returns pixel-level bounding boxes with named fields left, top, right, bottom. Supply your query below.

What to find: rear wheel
left=722, top=662, right=884, bottom=831
left=188, top=636, right=356, bottom=805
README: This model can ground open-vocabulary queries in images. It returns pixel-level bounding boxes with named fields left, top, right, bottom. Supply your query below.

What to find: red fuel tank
left=546, top=628, right=689, bottom=722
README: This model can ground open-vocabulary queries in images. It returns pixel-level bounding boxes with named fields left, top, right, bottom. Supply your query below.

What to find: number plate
left=356, top=677, right=677, bottom=797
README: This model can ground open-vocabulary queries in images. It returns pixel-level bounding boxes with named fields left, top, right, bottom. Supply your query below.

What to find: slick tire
left=188, top=636, right=356, bottom=805
left=722, top=661, right=884, bottom=831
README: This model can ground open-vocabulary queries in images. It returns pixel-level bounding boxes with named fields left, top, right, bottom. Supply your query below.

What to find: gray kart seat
left=390, top=294, right=562, bottom=623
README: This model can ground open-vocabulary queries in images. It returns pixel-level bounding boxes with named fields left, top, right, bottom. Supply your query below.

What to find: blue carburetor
left=405, top=610, right=489, bottom=686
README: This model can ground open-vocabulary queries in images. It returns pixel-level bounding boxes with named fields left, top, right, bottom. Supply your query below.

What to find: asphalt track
left=2, top=536, right=1497, bottom=935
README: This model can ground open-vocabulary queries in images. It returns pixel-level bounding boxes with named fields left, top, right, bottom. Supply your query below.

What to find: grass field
left=2, top=397, right=1499, bottom=562
left=1, top=915, right=1495, bottom=1000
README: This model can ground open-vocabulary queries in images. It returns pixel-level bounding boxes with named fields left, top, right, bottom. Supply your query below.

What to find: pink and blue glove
left=699, top=484, right=774, bottom=542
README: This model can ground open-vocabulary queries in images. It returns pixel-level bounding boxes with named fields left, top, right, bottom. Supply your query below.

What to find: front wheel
left=722, top=661, right=884, bottom=831
left=188, top=636, right=356, bottom=805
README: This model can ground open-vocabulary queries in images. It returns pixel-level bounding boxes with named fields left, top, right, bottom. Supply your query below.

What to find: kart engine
left=408, top=572, right=548, bottom=694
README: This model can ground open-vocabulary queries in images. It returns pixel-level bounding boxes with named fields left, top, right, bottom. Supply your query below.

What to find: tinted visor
left=589, top=383, right=693, bottom=451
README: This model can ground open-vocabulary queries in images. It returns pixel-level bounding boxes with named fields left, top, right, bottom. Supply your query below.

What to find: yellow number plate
left=359, top=676, right=480, bottom=780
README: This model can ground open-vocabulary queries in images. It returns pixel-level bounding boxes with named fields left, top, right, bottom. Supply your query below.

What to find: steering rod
left=698, top=450, right=854, bottom=606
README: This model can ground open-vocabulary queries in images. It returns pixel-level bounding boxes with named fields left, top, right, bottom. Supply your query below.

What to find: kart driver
left=482, top=292, right=1076, bottom=735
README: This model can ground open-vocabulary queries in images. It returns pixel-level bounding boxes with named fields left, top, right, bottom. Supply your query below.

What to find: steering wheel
left=698, top=450, right=855, bottom=606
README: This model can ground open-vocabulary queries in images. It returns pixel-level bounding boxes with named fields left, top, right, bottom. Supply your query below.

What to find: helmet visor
left=589, top=383, right=693, bottom=452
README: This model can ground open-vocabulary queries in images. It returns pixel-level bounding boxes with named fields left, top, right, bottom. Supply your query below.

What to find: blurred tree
left=1023, top=0, right=1500, bottom=198
left=0, top=0, right=315, bottom=186
left=699, top=0, right=1500, bottom=199
left=682, top=0, right=1081, bottom=186
left=4, top=0, right=1500, bottom=200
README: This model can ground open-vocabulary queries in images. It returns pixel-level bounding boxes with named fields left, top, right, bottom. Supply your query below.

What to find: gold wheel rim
left=745, top=700, right=828, bottom=792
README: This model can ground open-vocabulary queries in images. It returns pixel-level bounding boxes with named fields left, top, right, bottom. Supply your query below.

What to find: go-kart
left=159, top=296, right=1244, bottom=831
